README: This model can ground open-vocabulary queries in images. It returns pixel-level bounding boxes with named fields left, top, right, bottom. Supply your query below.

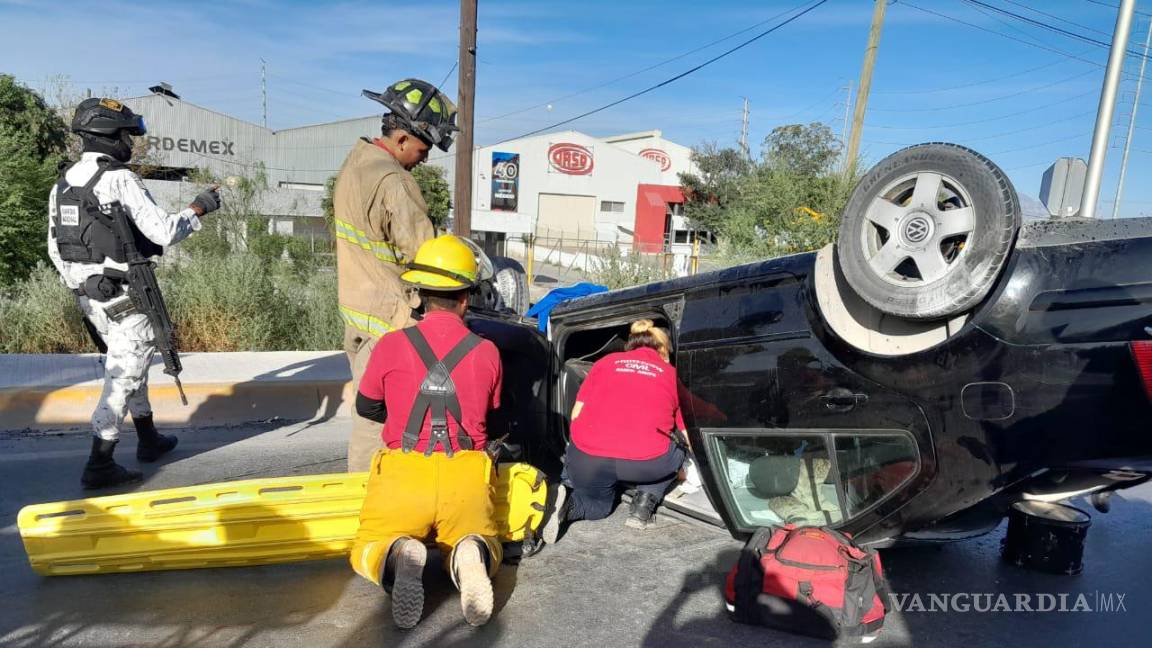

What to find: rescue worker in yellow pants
left=350, top=235, right=503, bottom=629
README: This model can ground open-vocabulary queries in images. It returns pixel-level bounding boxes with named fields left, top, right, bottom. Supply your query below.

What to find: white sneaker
left=391, top=538, right=427, bottom=630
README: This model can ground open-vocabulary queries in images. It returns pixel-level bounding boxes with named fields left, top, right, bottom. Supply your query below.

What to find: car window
left=835, top=435, right=918, bottom=518
left=711, top=434, right=842, bottom=527
left=709, top=431, right=919, bottom=528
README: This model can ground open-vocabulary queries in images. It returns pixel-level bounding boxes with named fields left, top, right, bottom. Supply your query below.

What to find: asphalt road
left=1, top=418, right=1148, bottom=648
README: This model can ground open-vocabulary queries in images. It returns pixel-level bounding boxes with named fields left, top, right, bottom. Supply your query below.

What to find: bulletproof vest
left=52, top=160, right=163, bottom=264
left=401, top=326, right=484, bottom=457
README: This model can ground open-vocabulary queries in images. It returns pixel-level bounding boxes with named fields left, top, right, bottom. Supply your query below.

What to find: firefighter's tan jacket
left=334, top=139, right=434, bottom=338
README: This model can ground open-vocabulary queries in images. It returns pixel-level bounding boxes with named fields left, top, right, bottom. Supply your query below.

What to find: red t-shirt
left=359, top=311, right=502, bottom=452
left=570, top=347, right=686, bottom=461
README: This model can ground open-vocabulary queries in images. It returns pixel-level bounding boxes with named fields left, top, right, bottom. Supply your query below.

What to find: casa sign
left=548, top=143, right=594, bottom=175
left=639, top=148, right=671, bottom=172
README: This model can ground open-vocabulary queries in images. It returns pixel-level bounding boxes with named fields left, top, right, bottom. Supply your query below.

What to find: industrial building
left=122, top=85, right=700, bottom=253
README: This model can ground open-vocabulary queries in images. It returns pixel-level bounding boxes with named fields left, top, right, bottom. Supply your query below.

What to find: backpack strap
left=732, top=526, right=776, bottom=624
left=401, top=326, right=484, bottom=457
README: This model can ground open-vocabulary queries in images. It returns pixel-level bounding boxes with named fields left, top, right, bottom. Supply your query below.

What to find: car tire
left=836, top=142, right=1020, bottom=320
left=490, top=256, right=530, bottom=315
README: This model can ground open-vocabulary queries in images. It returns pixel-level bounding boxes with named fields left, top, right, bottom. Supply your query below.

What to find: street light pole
left=1080, top=0, right=1136, bottom=220
left=1112, top=17, right=1151, bottom=220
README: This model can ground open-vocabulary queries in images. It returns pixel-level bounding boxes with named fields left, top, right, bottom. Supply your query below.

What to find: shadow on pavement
left=0, top=501, right=353, bottom=648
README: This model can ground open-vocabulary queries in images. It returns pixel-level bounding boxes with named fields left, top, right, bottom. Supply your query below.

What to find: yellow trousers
left=350, top=449, right=502, bottom=586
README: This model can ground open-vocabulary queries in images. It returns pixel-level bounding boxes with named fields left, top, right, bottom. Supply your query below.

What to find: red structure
left=633, top=184, right=685, bottom=253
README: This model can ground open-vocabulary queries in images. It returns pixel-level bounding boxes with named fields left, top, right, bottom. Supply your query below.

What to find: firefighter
left=350, top=235, right=504, bottom=629
left=335, top=78, right=458, bottom=472
left=47, top=97, right=221, bottom=489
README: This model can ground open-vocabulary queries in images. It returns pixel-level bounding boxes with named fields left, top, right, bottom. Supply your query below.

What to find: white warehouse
left=121, top=85, right=699, bottom=252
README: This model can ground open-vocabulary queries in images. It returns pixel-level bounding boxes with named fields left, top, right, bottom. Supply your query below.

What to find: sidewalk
left=0, top=351, right=351, bottom=431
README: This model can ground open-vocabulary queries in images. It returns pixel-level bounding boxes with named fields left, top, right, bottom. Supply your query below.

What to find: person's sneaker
left=625, top=491, right=659, bottom=530
left=541, top=483, right=570, bottom=545
left=454, top=538, right=494, bottom=627
left=390, top=539, right=427, bottom=629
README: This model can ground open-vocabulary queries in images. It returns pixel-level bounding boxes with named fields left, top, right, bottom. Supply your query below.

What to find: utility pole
left=739, top=97, right=750, bottom=160
left=260, top=58, right=267, bottom=128
left=845, top=0, right=887, bottom=178
left=454, top=0, right=478, bottom=238
left=1081, top=0, right=1136, bottom=220
left=1112, top=16, right=1150, bottom=219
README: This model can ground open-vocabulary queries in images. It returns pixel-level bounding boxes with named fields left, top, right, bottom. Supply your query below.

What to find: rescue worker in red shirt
left=349, top=234, right=504, bottom=629
left=544, top=319, right=688, bottom=542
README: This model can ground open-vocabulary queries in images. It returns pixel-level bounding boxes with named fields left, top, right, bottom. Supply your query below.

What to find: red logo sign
left=639, top=148, right=671, bottom=172
left=548, top=143, right=594, bottom=175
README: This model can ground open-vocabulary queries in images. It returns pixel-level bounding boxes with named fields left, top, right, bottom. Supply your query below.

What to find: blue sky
left=4, top=0, right=1152, bottom=216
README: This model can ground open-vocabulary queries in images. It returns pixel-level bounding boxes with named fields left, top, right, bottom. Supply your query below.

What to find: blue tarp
left=526, top=282, right=609, bottom=332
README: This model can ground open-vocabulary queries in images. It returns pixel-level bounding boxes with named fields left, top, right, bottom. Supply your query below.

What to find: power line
left=996, top=0, right=1112, bottom=38
left=866, top=89, right=1098, bottom=129
left=872, top=56, right=1093, bottom=95
left=478, top=1, right=816, bottom=125
left=899, top=1, right=1111, bottom=68
left=510, top=0, right=828, bottom=140
left=961, top=0, right=1150, bottom=60
left=1085, top=0, right=1152, bottom=19
left=869, top=68, right=1098, bottom=112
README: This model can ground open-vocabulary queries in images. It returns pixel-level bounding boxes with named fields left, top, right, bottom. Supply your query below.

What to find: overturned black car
left=469, top=143, right=1152, bottom=546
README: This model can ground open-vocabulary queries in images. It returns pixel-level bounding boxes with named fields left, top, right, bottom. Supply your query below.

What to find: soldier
left=48, top=98, right=221, bottom=489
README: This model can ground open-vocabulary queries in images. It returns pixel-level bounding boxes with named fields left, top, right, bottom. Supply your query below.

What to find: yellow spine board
left=19, top=463, right=547, bottom=576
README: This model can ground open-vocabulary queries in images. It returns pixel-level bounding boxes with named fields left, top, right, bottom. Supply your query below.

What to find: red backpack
left=724, top=524, right=890, bottom=640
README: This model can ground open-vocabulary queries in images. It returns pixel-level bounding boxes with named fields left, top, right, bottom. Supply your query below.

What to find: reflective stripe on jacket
left=334, top=138, right=434, bottom=338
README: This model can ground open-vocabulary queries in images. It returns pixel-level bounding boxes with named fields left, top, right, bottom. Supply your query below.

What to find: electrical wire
left=869, top=68, right=1098, bottom=112
left=866, top=89, right=1098, bottom=129
left=899, top=1, right=1112, bottom=68
left=476, top=2, right=813, bottom=125
left=996, top=0, right=1112, bottom=37
left=961, top=0, right=1151, bottom=60
left=509, top=0, right=828, bottom=141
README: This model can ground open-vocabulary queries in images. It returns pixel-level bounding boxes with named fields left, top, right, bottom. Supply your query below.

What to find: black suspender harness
left=401, top=326, right=484, bottom=457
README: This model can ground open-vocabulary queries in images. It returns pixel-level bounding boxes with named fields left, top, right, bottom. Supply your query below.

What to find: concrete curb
left=0, top=352, right=353, bottom=430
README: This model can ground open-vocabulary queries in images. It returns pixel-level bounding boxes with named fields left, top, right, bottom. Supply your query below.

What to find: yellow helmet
left=401, top=234, right=479, bottom=291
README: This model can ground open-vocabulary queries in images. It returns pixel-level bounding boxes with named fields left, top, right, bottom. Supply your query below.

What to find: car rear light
left=1130, top=341, right=1152, bottom=401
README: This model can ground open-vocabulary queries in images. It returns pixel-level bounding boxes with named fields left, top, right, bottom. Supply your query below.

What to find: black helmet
left=363, top=79, right=458, bottom=152
left=71, top=98, right=146, bottom=137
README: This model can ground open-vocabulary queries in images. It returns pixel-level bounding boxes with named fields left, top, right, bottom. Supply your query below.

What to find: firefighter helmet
left=402, top=235, right=479, bottom=291
left=363, top=79, right=458, bottom=152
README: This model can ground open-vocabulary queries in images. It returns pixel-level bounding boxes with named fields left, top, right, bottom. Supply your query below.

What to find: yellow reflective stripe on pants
left=339, top=305, right=395, bottom=337
left=334, top=219, right=406, bottom=264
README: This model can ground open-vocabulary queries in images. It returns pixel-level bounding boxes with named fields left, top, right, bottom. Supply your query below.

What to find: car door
left=466, top=311, right=559, bottom=475
left=679, top=262, right=934, bottom=543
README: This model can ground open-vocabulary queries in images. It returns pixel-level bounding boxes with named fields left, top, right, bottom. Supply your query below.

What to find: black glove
left=191, top=187, right=221, bottom=215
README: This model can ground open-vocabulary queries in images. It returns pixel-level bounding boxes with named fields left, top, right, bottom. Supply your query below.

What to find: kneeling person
left=350, top=235, right=503, bottom=629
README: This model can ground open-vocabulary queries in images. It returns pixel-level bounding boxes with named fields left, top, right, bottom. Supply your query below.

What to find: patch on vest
left=60, top=205, right=80, bottom=226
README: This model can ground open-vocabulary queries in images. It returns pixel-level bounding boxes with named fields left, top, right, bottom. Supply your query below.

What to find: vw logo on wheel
left=904, top=216, right=932, bottom=244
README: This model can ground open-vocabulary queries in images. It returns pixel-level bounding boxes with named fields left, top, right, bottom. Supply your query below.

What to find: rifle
left=101, top=201, right=188, bottom=405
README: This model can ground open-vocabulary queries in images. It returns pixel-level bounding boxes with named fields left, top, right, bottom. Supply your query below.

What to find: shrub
left=588, top=245, right=671, bottom=290
left=0, top=263, right=91, bottom=353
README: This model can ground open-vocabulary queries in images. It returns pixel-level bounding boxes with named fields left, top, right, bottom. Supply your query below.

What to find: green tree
left=412, top=164, right=451, bottom=230
left=0, top=75, right=69, bottom=286
left=678, top=142, right=750, bottom=236
left=679, top=122, right=857, bottom=259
